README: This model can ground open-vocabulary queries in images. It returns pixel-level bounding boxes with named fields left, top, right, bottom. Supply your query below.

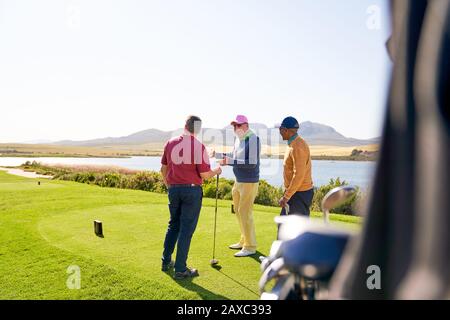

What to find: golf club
left=321, top=185, right=357, bottom=224
left=210, top=174, right=220, bottom=266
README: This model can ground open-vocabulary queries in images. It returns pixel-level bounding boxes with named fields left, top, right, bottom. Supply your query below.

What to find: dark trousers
left=278, top=188, right=314, bottom=239
left=280, top=188, right=314, bottom=217
left=162, top=186, right=203, bottom=273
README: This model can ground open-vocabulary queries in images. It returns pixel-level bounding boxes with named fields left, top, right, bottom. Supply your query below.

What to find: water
left=0, top=156, right=376, bottom=189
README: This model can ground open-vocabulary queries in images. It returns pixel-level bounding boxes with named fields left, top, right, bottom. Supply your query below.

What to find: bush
left=202, top=178, right=282, bottom=206
left=255, top=180, right=283, bottom=206
left=96, top=173, right=122, bottom=188
left=202, top=177, right=234, bottom=200
left=311, top=178, right=360, bottom=215
left=20, top=161, right=70, bottom=177
left=22, top=162, right=354, bottom=210
left=69, top=172, right=96, bottom=184
left=125, top=171, right=167, bottom=193
left=203, top=182, right=217, bottom=198
left=218, top=181, right=233, bottom=200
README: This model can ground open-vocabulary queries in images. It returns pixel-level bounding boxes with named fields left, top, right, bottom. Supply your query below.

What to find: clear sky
left=0, top=0, right=392, bottom=143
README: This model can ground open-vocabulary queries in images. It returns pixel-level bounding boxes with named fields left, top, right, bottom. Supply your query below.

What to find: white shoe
left=229, top=243, right=243, bottom=250
left=259, top=256, right=266, bottom=262
left=234, top=249, right=256, bottom=257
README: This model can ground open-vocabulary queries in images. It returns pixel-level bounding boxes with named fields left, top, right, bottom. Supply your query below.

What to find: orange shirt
left=283, top=136, right=313, bottom=199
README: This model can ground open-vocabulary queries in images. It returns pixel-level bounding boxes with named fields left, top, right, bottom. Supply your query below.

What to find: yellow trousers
left=232, top=181, right=259, bottom=251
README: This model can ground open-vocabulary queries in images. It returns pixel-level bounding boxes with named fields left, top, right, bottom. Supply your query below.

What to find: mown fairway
left=0, top=171, right=360, bottom=300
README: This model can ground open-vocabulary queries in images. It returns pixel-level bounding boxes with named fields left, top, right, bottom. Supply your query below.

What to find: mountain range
left=54, top=121, right=379, bottom=147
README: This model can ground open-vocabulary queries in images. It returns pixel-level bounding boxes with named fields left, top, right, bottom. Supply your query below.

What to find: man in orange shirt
left=278, top=116, right=314, bottom=217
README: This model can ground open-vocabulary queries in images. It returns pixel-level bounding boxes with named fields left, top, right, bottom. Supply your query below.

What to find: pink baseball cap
left=230, top=114, right=249, bottom=125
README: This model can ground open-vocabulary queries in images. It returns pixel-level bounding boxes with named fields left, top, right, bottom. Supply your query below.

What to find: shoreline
left=0, top=167, right=53, bottom=179
left=0, top=154, right=131, bottom=159
left=0, top=153, right=377, bottom=162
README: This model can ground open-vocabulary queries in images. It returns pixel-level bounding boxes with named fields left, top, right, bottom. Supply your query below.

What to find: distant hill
left=53, top=121, right=379, bottom=147
left=297, top=121, right=380, bottom=146
left=21, top=139, right=54, bottom=144
left=55, top=129, right=171, bottom=146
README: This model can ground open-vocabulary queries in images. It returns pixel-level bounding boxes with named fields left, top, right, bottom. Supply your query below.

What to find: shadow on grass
left=214, top=269, right=260, bottom=298
left=247, top=250, right=266, bottom=264
left=209, top=250, right=267, bottom=299
left=163, top=251, right=266, bottom=300
left=164, top=270, right=229, bottom=300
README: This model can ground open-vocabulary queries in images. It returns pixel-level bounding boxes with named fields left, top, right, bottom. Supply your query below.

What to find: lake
left=0, top=156, right=376, bottom=189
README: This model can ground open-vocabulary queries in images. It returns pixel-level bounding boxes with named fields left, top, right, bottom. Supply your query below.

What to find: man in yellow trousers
left=216, top=115, right=261, bottom=257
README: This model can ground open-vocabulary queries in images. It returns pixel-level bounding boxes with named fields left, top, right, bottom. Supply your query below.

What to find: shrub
left=20, top=161, right=69, bottom=177
left=203, top=182, right=217, bottom=198
left=218, top=181, right=233, bottom=200
left=202, top=178, right=283, bottom=206
left=311, top=178, right=360, bottom=215
left=21, top=163, right=360, bottom=211
left=202, top=177, right=234, bottom=200
left=255, top=180, right=283, bottom=206
left=126, top=171, right=167, bottom=193
left=96, top=173, right=122, bottom=188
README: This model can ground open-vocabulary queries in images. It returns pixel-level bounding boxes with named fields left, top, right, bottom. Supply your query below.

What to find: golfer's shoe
left=234, top=249, right=256, bottom=257
left=161, top=261, right=174, bottom=272
left=228, top=243, right=243, bottom=250
left=174, top=268, right=199, bottom=280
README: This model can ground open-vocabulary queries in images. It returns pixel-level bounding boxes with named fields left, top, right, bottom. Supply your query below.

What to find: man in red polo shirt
left=160, top=115, right=222, bottom=280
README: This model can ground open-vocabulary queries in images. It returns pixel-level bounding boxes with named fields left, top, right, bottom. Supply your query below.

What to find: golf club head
left=321, top=185, right=357, bottom=222
left=260, top=274, right=296, bottom=300
left=259, top=258, right=285, bottom=293
left=210, top=259, right=219, bottom=266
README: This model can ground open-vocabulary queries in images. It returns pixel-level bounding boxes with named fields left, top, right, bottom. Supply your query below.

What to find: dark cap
left=279, top=116, right=300, bottom=129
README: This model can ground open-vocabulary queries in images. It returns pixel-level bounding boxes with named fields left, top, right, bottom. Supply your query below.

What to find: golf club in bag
left=210, top=174, right=220, bottom=266
left=259, top=186, right=357, bottom=300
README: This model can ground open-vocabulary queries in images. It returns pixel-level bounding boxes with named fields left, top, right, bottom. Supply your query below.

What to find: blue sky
left=0, top=0, right=391, bottom=142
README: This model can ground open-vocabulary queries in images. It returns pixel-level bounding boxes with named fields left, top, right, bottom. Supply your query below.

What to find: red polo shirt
left=161, top=134, right=211, bottom=185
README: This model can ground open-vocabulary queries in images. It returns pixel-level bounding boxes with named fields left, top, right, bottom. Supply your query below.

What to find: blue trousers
left=280, top=189, right=314, bottom=217
left=278, top=188, right=314, bottom=239
left=162, top=186, right=203, bottom=273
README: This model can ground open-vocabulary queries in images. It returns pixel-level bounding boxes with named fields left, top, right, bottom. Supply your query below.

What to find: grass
left=0, top=171, right=360, bottom=300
